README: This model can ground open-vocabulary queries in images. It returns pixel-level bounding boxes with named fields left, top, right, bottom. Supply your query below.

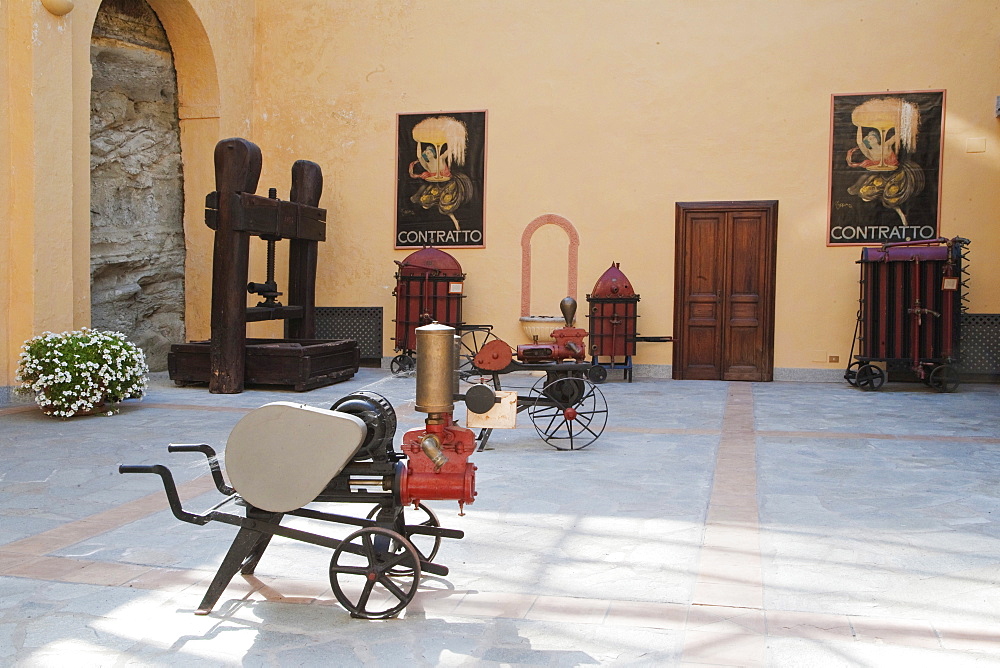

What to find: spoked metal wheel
left=329, top=527, right=421, bottom=619
left=844, top=361, right=863, bottom=387
left=390, top=353, right=416, bottom=377
left=928, top=364, right=960, bottom=393
left=366, top=503, right=442, bottom=575
left=527, top=376, right=608, bottom=450
left=855, top=363, right=885, bottom=391
left=458, top=328, right=498, bottom=380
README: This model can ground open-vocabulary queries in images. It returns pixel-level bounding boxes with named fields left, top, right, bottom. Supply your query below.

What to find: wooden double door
left=673, top=201, right=778, bottom=381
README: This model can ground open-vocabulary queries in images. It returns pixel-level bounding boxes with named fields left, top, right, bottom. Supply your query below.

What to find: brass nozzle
left=419, top=434, right=449, bottom=471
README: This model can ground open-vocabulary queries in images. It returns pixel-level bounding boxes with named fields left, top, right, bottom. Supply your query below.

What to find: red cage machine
left=391, top=247, right=466, bottom=375
left=846, top=236, right=970, bottom=392
left=122, top=323, right=479, bottom=620
left=586, top=262, right=672, bottom=382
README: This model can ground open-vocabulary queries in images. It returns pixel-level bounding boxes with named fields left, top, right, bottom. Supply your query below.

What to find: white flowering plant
left=15, top=328, right=148, bottom=417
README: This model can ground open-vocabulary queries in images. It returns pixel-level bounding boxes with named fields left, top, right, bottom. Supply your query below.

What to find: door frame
left=673, top=200, right=778, bottom=381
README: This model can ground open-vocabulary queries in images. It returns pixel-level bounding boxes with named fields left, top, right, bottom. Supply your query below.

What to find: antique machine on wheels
left=586, top=262, right=672, bottom=382
left=390, top=247, right=467, bottom=375
left=460, top=297, right=608, bottom=451
left=846, top=236, right=970, bottom=392
left=121, top=324, right=479, bottom=619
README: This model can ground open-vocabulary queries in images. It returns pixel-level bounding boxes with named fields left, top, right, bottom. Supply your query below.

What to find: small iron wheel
left=928, top=364, right=960, bottom=393
left=457, top=329, right=498, bottom=380
left=527, top=376, right=608, bottom=450
left=844, top=361, right=863, bottom=387
left=390, top=353, right=416, bottom=377
left=587, top=364, right=608, bottom=384
left=329, top=527, right=420, bottom=619
left=366, top=502, right=442, bottom=575
left=855, top=363, right=885, bottom=391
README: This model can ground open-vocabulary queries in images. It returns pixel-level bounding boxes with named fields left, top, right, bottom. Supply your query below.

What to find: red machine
left=462, top=298, right=608, bottom=451
left=400, top=323, right=478, bottom=512
left=847, top=236, right=969, bottom=391
left=587, top=262, right=672, bottom=382
left=391, top=247, right=465, bottom=374
left=515, top=297, right=588, bottom=363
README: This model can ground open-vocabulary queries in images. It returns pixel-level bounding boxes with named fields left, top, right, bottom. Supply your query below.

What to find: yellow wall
left=4, top=0, right=1000, bottom=386
left=249, top=0, right=1000, bottom=370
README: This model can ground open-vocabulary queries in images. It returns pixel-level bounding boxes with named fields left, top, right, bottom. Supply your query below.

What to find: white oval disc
left=225, top=402, right=366, bottom=512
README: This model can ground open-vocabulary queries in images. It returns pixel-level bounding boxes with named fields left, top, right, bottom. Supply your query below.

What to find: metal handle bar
left=166, top=443, right=234, bottom=495
left=118, top=464, right=213, bottom=526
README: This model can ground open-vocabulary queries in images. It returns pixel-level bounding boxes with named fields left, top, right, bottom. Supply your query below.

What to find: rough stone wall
left=90, top=0, right=183, bottom=371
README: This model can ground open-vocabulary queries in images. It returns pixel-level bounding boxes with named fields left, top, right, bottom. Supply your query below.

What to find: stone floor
left=0, top=368, right=998, bottom=666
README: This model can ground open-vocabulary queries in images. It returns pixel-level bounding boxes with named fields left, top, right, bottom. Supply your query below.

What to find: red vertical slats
left=861, top=263, right=873, bottom=358
left=887, top=262, right=913, bottom=358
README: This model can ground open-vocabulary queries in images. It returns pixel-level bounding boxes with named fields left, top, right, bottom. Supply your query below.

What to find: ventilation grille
left=315, top=307, right=382, bottom=360
left=959, top=313, right=1000, bottom=376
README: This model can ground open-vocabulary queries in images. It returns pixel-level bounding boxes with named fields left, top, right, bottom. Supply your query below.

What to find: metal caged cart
left=390, top=247, right=466, bottom=375
left=845, top=236, right=970, bottom=392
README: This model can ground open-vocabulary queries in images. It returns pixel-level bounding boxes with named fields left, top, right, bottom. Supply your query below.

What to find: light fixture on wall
left=41, top=0, right=74, bottom=16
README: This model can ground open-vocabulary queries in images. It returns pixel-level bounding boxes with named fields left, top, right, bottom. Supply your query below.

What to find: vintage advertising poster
left=395, top=111, right=486, bottom=249
left=828, top=91, right=944, bottom=246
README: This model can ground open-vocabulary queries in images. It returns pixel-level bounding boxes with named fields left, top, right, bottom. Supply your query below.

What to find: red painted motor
left=516, top=297, right=587, bottom=363
left=398, top=322, right=478, bottom=512
left=392, top=247, right=465, bottom=361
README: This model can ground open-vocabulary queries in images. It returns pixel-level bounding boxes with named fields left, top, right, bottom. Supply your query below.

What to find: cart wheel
left=458, top=329, right=498, bottom=380
left=366, top=503, right=442, bottom=574
left=527, top=376, right=608, bottom=450
left=855, top=363, right=885, bottom=391
left=844, top=361, right=863, bottom=387
left=587, top=364, right=608, bottom=384
left=329, top=527, right=420, bottom=619
left=928, top=364, right=960, bottom=393
left=390, top=354, right=416, bottom=377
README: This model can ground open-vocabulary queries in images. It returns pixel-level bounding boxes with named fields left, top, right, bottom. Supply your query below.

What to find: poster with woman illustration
left=396, top=111, right=487, bottom=249
left=828, top=91, right=944, bottom=246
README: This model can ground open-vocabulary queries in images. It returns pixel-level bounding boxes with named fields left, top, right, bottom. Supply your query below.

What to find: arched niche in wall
left=520, top=214, right=580, bottom=317
left=87, top=0, right=219, bottom=370
left=145, top=0, right=220, bottom=344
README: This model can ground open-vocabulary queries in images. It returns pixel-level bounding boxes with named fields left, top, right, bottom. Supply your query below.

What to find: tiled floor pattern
left=3, top=382, right=999, bottom=666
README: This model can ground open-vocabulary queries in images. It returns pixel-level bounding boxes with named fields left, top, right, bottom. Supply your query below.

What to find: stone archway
left=90, top=0, right=184, bottom=371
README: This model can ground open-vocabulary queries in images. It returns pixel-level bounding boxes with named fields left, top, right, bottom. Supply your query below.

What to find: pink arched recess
left=520, top=214, right=580, bottom=317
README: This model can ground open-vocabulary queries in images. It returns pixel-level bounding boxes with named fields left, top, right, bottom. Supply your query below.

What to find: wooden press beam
left=209, top=138, right=261, bottom=394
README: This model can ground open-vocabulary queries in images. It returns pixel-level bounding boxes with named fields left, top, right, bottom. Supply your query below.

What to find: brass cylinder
left=415, top=322, right=455, bottom=413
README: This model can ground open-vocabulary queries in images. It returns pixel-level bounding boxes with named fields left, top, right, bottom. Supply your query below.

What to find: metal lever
left=167, top=443, right=234, bottom=495
left=118, top=464, right=213, bottom=525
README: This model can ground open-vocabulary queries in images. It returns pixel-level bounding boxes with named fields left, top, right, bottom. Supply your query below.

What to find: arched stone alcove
left=90, top=0, right=184, bottom=370
left=520, top=213, right=580, bottom=317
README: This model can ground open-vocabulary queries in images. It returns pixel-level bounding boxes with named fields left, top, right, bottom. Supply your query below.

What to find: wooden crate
left=169, top=338, right=359, bottom=391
